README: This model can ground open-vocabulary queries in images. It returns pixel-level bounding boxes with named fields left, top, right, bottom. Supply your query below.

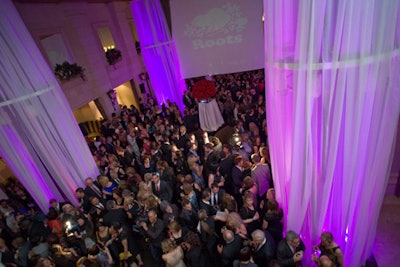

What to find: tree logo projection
left=184, top=3, right=248, bottom=50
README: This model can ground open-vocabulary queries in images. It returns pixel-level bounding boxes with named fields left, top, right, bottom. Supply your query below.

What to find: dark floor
left=373, top=194, right=400, bottom=267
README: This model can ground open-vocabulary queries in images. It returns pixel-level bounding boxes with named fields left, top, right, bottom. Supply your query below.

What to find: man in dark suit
left=48, top=199, right=69, bottom=215
left=219, top=144, right=234, bottom=194
left=199, top=188, right=217, bottom=216
left=277, top=230, right=306, bottom=267
left=251, top=229, right=276, bottom=267
left=89, top=196, right=108, bottom=217
left=217, top=229, right=243, bottom=267
left=175, top=125, right=190, bottom=153
left=75, top=187, right=92, bottom=213
left=179, top=199, right=199, bottom=231
left=210, top=182, right=225, bottom=209
left=203, top=143, right=220, bottom=178
left=84, top=177, right=103, bottom=199
left=231, top=154, right=244, bottom=206
left=151, top=172, right=172, bottom=202
left=183, top=89, right=195, bottom=109
left=102, top=200, right=129, bottom=227
left=140, top=209, right=166, bottom=267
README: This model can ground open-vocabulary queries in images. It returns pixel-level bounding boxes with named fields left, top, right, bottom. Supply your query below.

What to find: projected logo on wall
left=184, top=3, right=248, bottom=50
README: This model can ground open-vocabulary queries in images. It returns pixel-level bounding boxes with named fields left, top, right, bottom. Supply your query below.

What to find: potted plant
left=54, top=61, right=85, bottom=81
left=105, top=48, right=122, bottom=65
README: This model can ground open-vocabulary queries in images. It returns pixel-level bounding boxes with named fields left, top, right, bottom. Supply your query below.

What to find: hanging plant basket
left=54, top=61, right=85, bottom=81
left=105, top=48, right=122, bottom=65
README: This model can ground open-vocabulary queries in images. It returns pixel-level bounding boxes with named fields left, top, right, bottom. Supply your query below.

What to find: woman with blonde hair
left=136, top=181, right=153, bottom=204
left=98, top=175, right=117, bottom=201
left=225, top=212, right=247, bottom=239
left=161, top=239, right=186, bottom=267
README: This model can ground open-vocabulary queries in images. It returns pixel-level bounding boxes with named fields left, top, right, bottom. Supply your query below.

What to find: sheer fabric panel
left=264, top=0, right=400, bottom=266
left=130, top=0, right=186, bottom=111
left=0, top=0, right=99, bottom=211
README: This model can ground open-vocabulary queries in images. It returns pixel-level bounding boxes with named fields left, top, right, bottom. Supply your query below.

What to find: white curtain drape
left=264, top=0, right=400, bottom=266
left=130, top=0, right=187, bottom=111
left=0, top=0, right=99, bottom=212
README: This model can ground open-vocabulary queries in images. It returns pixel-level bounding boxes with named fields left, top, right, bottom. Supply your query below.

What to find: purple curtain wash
left=264, top=0, right=400, bottom=266
left=130, top=0, right=186, bottom=112
left=0, top=0, right=99, bottom=211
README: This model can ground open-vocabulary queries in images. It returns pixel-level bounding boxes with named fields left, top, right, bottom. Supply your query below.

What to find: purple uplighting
left=130, top=0, right=186, bottom=112
left=2, top=126, right=57, bottom=212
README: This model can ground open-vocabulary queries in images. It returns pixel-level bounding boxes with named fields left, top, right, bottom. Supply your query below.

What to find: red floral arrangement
left=191, top=79, right=217, bottom=100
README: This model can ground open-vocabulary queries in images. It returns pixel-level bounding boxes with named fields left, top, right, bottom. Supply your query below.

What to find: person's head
left=251, top=229, right=265, bottom=246
left=143, top=173, right=153, bottom=183
left=198, top=209, right=208, bottom=221
left=168, top=220, right=181, bottom=234
left=161, top=238, right=177, bottom=253
left=85, top=178, right=94, bottom=187
left=12, top=236, right=26, bottom=249
left=112, top=187, right=123, bottom=200
left=62, top=203, right=74, bottom=214
left=88, top=245, right=100, bottom=257
left=238, top=246, right=252, bottom=262
left=96, top=221, right=106, bottom=231
left=182, top=183, right=193, bottom=195
left=320, top=232, right=334, bottom=247
left=234, top=155, right=243, bottom=167
left=0, top=199, right=9, bottom=209
left=160, top=200, right=172, bottom=214
left=189, top=142, right=197, bottom=151
left=243, top=191, right=255, bottom=207
left=143, top=155, right=151, bottom=165
left=46, top=208, right=59, bottom=220
left=98, top=176, right=110, bottom=187
left=152, top=172, right=160, bottom=184
left=267, top=199, right=280, bottom=213
left=243, top=176, right=255, bottom=189
left=223, top=229, right=235, bottom=244
left=251, top=154, right=261, bottom=164
left=77, top=215, right=86, bottom=226
left=106, top=200, right=116, bottom=211
left=49, top=199, right=58, bottom=208
left=76, top=256, right=100, bottom=267
left=266, top=188, right=276, bottom=200
left=183, top=230, right=202, bottom=248
left=110, top=221, right=122, bottom=233
left=202, top=188, right=211, bottom=201
left=222, top=144, right=232, bottom=156
left=211, top=182, right=220, bottom=193
left=259, top=146, right=268, bottom=158
left=286, top=230, right=300, bottom=249
left=181, top=199, right=192, bottom=211
left=179, top=125, right=187, bottom=135
left=89, top=196, right=100, bottom=206
left=147, top=209, right=158, bottom=224
left=75, top=188, right=85, bottom=199
left=35, top=257, right=56, bottom=267
left=226, top=212, right=243, bottom=232
left=203, top=143, right=214, bottom=154
left=0, top=238, right=5, bottom=249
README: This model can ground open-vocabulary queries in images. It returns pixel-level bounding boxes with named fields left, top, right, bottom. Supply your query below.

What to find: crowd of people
left=0, top=69, right=343, bottom=267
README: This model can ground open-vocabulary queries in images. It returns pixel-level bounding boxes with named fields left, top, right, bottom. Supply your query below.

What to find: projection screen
left=170, top=0, right=264, bottom=78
